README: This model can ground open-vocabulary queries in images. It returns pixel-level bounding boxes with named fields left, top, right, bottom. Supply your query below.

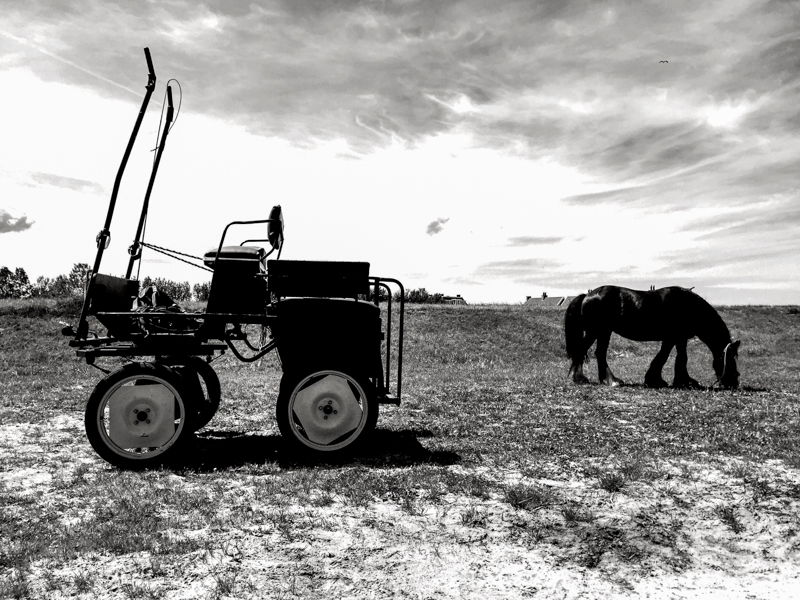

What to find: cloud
left=474, top=258, right=564, bottom=284
left=506, top=236, right=563, bottom=246
left=2, top=0, right=799, bottom=304
left=561, top=186, right=645, bottom=206
left=4, top=0, right=799, bottom=164
left=0, top=210, right=34, bottom=233
left=29, top=172, right=105, bottom=194
left=443, top=276, right=485, bottom=287
left=694, top=200, right=800, bottom=240
left=426, top=217, right=449, bottom=235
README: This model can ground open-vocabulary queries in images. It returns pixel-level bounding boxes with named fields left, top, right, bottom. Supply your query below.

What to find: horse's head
left=714, top=340, right=740, bottom=389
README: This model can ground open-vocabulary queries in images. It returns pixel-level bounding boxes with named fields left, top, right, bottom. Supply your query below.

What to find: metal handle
left=144, top=47, right=155, bottom=81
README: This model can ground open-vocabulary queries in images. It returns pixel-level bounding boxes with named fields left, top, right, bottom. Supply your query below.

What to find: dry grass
left=1, top=300, right=799, bottom=598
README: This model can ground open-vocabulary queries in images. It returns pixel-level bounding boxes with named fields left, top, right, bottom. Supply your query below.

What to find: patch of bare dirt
left=2, top=416, right=799, bottom=599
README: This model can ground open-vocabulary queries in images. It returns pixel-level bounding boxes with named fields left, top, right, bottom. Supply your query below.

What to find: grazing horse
left=565, top=286, right=740, bottom=389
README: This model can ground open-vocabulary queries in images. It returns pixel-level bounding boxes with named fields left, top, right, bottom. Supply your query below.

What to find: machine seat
left=203, top=246, right=266, bottom=270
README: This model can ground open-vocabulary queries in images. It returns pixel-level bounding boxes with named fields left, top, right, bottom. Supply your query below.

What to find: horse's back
left=580, top=285, right=702, bottom=341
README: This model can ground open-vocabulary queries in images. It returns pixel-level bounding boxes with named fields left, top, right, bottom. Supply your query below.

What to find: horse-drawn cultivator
left=63, top=49, right=405, bottom=469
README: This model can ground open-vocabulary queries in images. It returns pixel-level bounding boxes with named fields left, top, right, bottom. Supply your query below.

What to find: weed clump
left=504, top=483, right=558, bottom=511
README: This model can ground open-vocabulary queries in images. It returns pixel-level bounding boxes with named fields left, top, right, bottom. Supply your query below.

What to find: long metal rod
left=125, top=84, right=175, bottom=279
left=74, top=48, right=157, bottom=339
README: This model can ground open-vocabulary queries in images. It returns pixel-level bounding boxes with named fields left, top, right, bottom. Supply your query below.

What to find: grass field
left=1, top=298, right=799, bottom=598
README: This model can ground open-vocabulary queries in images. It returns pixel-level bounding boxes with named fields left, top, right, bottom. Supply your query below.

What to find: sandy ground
left=2, top=415, right=799, bottom=599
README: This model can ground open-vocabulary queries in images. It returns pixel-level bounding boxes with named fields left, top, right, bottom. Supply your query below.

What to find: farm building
left=525, top=292, right=572, bottom=308
left=442, top=295, right=467, bottom=305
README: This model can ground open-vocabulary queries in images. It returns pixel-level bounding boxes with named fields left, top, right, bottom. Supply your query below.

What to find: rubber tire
left=171, top=358, right=221, bottom=432
left=276, top=369, right=378, bottom=457
left=85, top=362, right=193, bottom=470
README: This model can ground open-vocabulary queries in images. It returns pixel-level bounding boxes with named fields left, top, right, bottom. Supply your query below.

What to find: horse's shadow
left=173, top=427, right=459, bottom=472
left=582, top=381, right=769, bottom=393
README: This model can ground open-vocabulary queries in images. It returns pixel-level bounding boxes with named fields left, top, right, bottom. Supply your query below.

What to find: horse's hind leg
left=672, top=339, right=700, bottom=388
left=569, top=332, right=596, bottom=384
left=645, top=341, right=674, bottom=388
left=596, top=331, right=624, bottom=386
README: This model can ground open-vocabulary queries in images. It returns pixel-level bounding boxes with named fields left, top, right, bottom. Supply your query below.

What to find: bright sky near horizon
left=1, top=0, right=798, bottom=305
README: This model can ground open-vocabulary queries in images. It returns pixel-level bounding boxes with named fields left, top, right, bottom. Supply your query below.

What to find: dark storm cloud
left=0, top=210, right=34, bottom=233
left=426, top=217, right=449, bottom=235
left=29, top=172, right=104, bottom=194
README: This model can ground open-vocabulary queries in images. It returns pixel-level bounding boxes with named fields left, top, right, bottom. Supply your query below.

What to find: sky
left=1, top=0, right=798, bottom=305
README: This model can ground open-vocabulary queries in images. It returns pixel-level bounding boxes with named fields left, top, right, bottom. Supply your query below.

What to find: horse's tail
left=564, top=293, right=587, bottom=362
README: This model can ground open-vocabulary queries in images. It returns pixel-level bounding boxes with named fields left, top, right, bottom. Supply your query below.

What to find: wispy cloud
left=29, top=172, right=104, bottom=194
left=0, top=210, right=33, bottom=233
left=506, top=236, right=563, bottom=246
left=426, top=217, right=449, bottom=235
left=474, top=258, right=564, bottom=283
left=0, top=27, right=143, bottom=97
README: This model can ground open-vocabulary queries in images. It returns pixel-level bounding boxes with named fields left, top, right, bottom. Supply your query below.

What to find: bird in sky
left=659, top=60, right=669, bottom=63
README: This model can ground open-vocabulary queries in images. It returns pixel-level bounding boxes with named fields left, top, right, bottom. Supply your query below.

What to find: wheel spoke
left=292, top=374, right=363, bottom=445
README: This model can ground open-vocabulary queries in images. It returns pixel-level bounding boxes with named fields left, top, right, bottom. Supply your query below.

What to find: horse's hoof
left=673, top=378, right=701, bottom=389
left=572, top=375, right=590, bottom=385
left=645, top=378, right=668, bottom=389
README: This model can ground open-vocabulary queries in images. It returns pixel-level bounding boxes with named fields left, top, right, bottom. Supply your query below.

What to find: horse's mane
left=692, top=292, right=731, bottom=350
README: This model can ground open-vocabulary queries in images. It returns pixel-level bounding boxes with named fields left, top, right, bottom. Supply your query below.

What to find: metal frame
left=75, top=48, right=156, bottom=340
left=67, top=48, right=405, bottom=408
left=72, top=279, right=405, bottom=402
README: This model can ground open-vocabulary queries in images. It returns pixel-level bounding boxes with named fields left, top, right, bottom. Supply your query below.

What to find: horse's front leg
left=568, top=359, right=590, bottom=384
left=645, top=340, right=674, bottom=388
left=673, top=339, right=700, bottom=388
left=596, top=331, right=624, bottom=386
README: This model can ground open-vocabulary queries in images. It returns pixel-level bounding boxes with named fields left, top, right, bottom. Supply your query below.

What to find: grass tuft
left=504, top=483, right=558, bottom=511
left=716, top=504, right=746, bottom=534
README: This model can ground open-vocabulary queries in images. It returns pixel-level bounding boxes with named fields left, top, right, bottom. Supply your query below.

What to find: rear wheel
left=171, top=358, right=221, bottom=431
left=85, top=362, right=193, bottom=469
left=276, top=369, right=378, bottom=455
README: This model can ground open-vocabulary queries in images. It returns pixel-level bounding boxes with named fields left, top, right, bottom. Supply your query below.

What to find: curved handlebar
left=213, top=219, right=282, bottom=268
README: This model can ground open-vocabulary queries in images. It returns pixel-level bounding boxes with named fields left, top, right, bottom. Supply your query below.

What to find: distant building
left=525, top=292, right=571, bottom=308
left=442, top=294, right=467, bottom=305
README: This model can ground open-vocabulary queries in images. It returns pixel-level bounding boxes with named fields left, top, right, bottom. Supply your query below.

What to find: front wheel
left=85, top=362, right=194, bottom=469
left=276, top=369, right=378, bottom=455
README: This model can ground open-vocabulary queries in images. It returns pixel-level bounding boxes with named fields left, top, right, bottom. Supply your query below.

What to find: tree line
left=0, top=264, right=210, bottom=302
left=1, top=264, right=451, bottom=305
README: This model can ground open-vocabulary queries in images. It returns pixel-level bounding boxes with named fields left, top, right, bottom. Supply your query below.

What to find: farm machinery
left=63, top=49, right=405, bottom=469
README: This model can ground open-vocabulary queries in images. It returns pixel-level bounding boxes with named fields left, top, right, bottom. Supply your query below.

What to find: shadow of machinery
left=171, top=427, right=459, bottom=472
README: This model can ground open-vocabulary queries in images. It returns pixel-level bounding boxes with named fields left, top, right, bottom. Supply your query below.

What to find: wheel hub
left=107, top=384, right=176, bottom=448
left=292, top=374, right=363, bottom=445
